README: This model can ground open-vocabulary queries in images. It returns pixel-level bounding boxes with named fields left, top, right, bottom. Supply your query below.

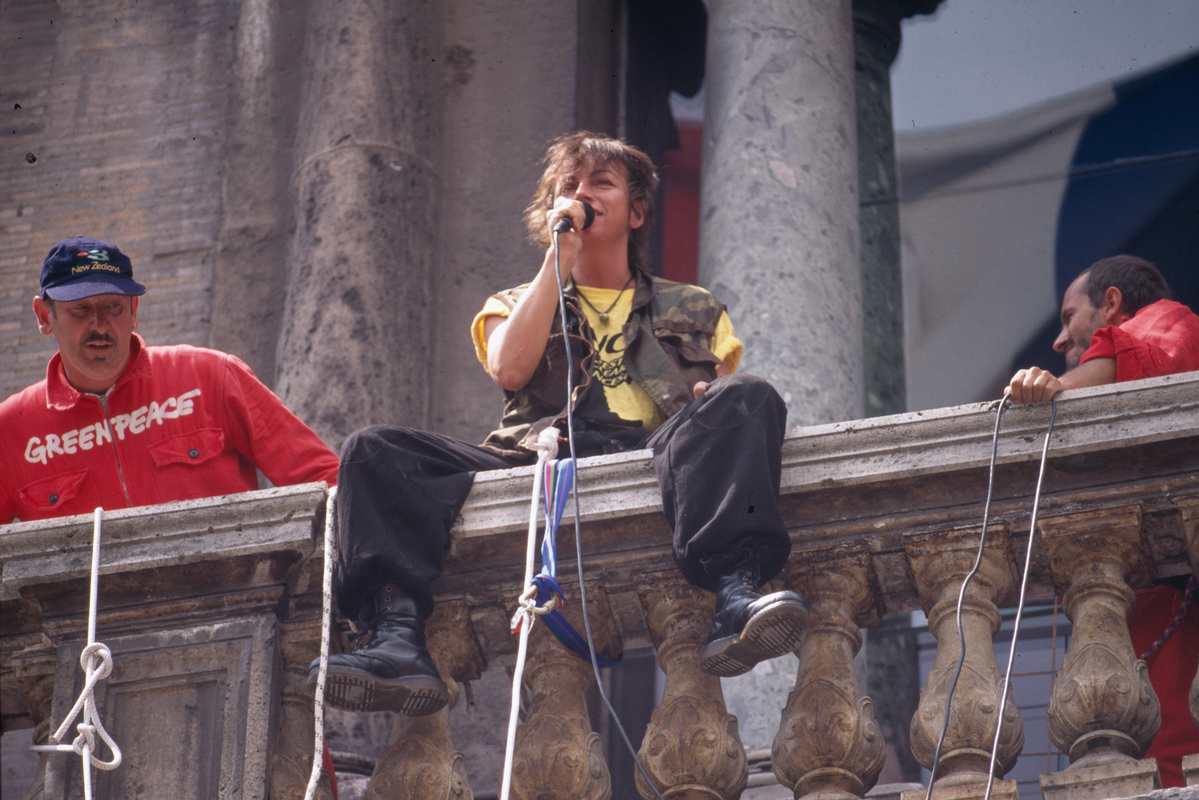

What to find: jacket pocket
left=148, top=428, right=226, bottom=468
left=19, top=469, right=90, bottom=512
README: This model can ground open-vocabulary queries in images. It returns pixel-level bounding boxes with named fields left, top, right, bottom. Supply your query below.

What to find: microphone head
left=553, top=201, right=597, bottom=234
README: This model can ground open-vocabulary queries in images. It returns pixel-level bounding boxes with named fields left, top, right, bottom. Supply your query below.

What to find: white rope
left=304, top=485, right=338, bottom=800
left=31, top=508, right=121, bottom=800
left=499, top=427, right=559, bottom=800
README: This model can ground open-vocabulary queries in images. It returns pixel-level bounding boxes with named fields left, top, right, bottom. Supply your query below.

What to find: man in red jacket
left=1008, top=255, right=1199, bottom=787
left=1, top=236, right=342, bottom=796
left=2, top=237, right=340, bottom=522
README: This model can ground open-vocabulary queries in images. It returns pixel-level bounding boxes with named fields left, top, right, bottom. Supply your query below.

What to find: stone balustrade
left=3, top=371, right=1197, bottom=800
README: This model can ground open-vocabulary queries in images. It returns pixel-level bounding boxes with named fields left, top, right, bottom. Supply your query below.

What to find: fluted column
left=276, top=0, right=443, bottom=444
left=365, top=601, right=482, bottom=799
left=700, top=0, right=862, bottom=423
left=1038, top=506, right=1162, bottom=797
left=510, top=583, right=620, bottom=800
left=905, top=529, right=1022, bottom=800
left=773, top=544, right=886, bottom=800
left=635, top=572, right=747, bottom=800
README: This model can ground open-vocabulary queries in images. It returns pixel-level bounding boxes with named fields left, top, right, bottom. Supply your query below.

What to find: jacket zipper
left=94, top=391, right=133, bottom=508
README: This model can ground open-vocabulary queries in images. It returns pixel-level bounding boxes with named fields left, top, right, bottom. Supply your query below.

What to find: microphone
left=553, top=201, right=595, bottom=234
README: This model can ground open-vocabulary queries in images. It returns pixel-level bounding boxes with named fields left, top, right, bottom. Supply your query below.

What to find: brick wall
left=1, top=0, right=238, bottom=400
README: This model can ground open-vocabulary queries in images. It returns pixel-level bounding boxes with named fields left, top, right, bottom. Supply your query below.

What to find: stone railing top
left=0, top=483, right=330, bottom=602
left=3, top=370, right=1196, bottom=610
left=455, top=369, right=1199, bottom=538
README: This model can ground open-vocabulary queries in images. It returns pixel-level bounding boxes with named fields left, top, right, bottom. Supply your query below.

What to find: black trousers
left=333, top=373, right=789, bottom=621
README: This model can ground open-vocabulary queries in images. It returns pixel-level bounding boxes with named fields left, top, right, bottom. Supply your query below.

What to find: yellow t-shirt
left=471, top=286, right=742, bottom=433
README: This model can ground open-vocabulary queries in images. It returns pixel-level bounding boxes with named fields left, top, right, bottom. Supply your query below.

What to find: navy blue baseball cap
left=40, top=237, right=147, bottom=301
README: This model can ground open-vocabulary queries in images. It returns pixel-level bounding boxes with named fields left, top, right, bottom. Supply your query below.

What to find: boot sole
left=308, top=664, right=449, bottom=716
left=699, top=598, right=809, bottom=678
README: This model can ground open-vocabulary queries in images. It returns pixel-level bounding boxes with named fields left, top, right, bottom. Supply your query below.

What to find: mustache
left=83, top=333, right=117, bottom=346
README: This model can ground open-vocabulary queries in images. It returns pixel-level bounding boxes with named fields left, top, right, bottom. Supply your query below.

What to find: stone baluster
left=1171, top=494, right=1199, bottom=788
left=509, top=582, right=619, bottom=800
left=773, top=543, right=886, bottom=800
left=272, top=620, right=336, bottom=800
left=904, top=528, right=1023, bottom=800
left=1175, top=496, right=1199, bottom=734
left=1038, top=505, right=1162, bottom=798
left=365, top=600, right=482, bottom=799
left=365, top=686, right=470, bottom=800
left=635, top=570, right=748, bottom=800
left=16, top=668, right=55, bottom=800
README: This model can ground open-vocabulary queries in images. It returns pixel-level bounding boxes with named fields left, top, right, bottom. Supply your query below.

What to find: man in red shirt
left=2, top=237, right=342, bottom=796
left=1008, top=255, right=1199, bottom=787
left=2, top=237, right=340, bottom=522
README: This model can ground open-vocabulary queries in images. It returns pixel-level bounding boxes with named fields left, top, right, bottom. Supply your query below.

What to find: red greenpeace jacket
left=1080, top=298, right=1199, bottom=379
left=1, top=335, right=339, bottom=524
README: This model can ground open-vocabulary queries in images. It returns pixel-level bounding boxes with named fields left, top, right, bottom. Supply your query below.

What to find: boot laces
left=348, top=624, right=379, bottom=652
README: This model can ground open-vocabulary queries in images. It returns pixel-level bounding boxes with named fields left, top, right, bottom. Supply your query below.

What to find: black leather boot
left=308, top=583, right=449, bottom=715
left=699, top=562, right=809, bottom=677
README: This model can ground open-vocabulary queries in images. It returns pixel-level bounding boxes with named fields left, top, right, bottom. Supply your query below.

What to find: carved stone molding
left=905, top=527, right=1023, bottom=788
left=1039, top=506, right=1161, bottom=771
left=509, top=582, right=619, bottom=800
left=773, top=543, right=886, bottom=800
left=635, top=572, right=747, bottom=800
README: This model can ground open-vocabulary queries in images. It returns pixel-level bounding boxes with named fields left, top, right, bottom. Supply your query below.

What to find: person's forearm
left=487, top=247, right=572, bottom=391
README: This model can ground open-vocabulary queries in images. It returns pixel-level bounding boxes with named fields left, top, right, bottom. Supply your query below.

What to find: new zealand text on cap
left=40, top=237, right=147, bottom=302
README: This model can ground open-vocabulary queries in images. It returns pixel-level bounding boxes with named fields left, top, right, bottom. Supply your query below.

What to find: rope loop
left=35, top=508, right=124, bottom=789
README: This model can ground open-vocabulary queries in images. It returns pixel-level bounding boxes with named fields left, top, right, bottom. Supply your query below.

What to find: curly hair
left=523, top=131, right=659, bottom=273
left=1082, top=255, right=1172, bottom=315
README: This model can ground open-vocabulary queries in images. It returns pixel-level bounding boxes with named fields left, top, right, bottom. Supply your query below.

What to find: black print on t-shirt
left=593, top=332, right=632, bottom=388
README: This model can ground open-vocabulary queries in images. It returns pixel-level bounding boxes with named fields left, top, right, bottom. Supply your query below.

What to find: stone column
left=700, top=0, right=862, bottom=424
left=15, top=668, right=55, bottom=800
left=275, top=0, right=443, bottom=445
left=209, top=0, right=305, bottom=383
left=272, top=621, right=335, bottom=800
left=853, top=0, right=902, bottom=417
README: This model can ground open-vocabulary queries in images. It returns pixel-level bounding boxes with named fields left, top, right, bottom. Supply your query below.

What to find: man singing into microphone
left=313, top=131, right=807, bottom=716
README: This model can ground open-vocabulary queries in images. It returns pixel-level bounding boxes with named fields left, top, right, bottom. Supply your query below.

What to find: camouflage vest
left=480, top=269, right=726, bottom=458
